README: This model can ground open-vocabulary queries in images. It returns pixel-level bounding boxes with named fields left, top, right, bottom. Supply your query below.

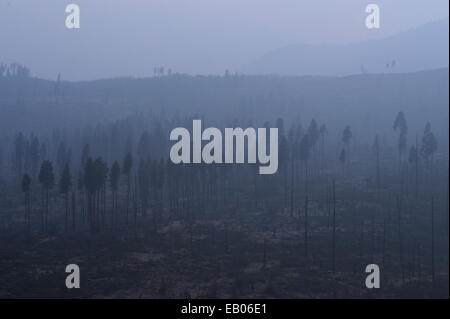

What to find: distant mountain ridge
left=242, top=19, right=449, bottom=76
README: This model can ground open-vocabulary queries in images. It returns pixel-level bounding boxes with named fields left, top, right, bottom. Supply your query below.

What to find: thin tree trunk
left=327, top=185, right=331, bottom=229
left=290, top=156, right=294, bottom=217
left=111, top=191, right=115, bottom=229
left=431, top=196, right=435, bottom=282
left=415, top=135, right=419, bottom=198
left=45, top=188, right=49, bottom=233
left=126, top=174, right=130, bottom=225
left=396, top=196, right=404, bottom=284
left=41, top=188, right=44, bottom=232
left=71, top=191, right=76, bottom=231
left=134, top=174, right=138, bottom=229
left=376, top=146, right=380, bottom=190
left=263, top=239, right=266, bottom=270
left=382, top=210, right=386, bottom=267
left=65, top=193, right=68, bottom=232
left=304, top=195, right=308, bottom=257
left=332, top=180, right=336, bottom=273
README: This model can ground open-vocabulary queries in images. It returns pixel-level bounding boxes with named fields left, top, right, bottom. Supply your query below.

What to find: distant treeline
left=0, top=63, right=30, bottom=78
left=0, top=67, right=448, bottom=145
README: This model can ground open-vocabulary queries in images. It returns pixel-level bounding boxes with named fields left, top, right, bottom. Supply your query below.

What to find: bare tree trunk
left=382, top=210, right=386, bottom=267
left=376, top=145, right=380, bottom=190
left=126, top=174, right=130, bottom=225
left=321, top=136, right=325, bottom=175
left=64, top=193, right=68, bottom=232
left=111, top=191, right=115, bottom=229
left=41, top=189, right=44, bottom=232
left=304, top=195, right=308, bottom=257
left=290, top=157, right=294, bottom=217
left=134, top=174, right=138, bottom=230
left=71, top=191, right=76, bottom=231
left=371, top=210, right=375, bottom=263
left=332, top=180, right=336, bottom=273
left=45, top=188, right=49, bottom=233
left=27, top=191, right=31, bottom=233
left=415, top=135, right=419, bottom=198
left=263, top=239, right=266, bottom=270
left=327, top=185, right=331, bottom=229
left=396, top=196, right=404, bottom=284
left=431, top=196, right=435, bottom=282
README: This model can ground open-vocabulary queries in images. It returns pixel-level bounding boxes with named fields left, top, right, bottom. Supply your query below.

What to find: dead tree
left=431, top=196, right=435, bottom=282
left=332, top=180, right=336, bottom=273
left=304, top=195, right=308, bottom=257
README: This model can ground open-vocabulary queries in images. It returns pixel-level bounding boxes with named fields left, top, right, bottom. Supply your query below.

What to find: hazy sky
left=0, top=0, right=448, bottom=80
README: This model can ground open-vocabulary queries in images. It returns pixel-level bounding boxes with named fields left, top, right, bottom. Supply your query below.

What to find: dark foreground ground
left=0, top=196, right=448, bottom=299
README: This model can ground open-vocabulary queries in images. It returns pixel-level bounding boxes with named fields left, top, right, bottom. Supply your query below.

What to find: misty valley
left=0, top=66, right=448, bottom=298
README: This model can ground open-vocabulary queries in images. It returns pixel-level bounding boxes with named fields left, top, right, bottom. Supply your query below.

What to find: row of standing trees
left=14, top=112, right=439, bottom=238
left=9, top=111, right=445, bottom=286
